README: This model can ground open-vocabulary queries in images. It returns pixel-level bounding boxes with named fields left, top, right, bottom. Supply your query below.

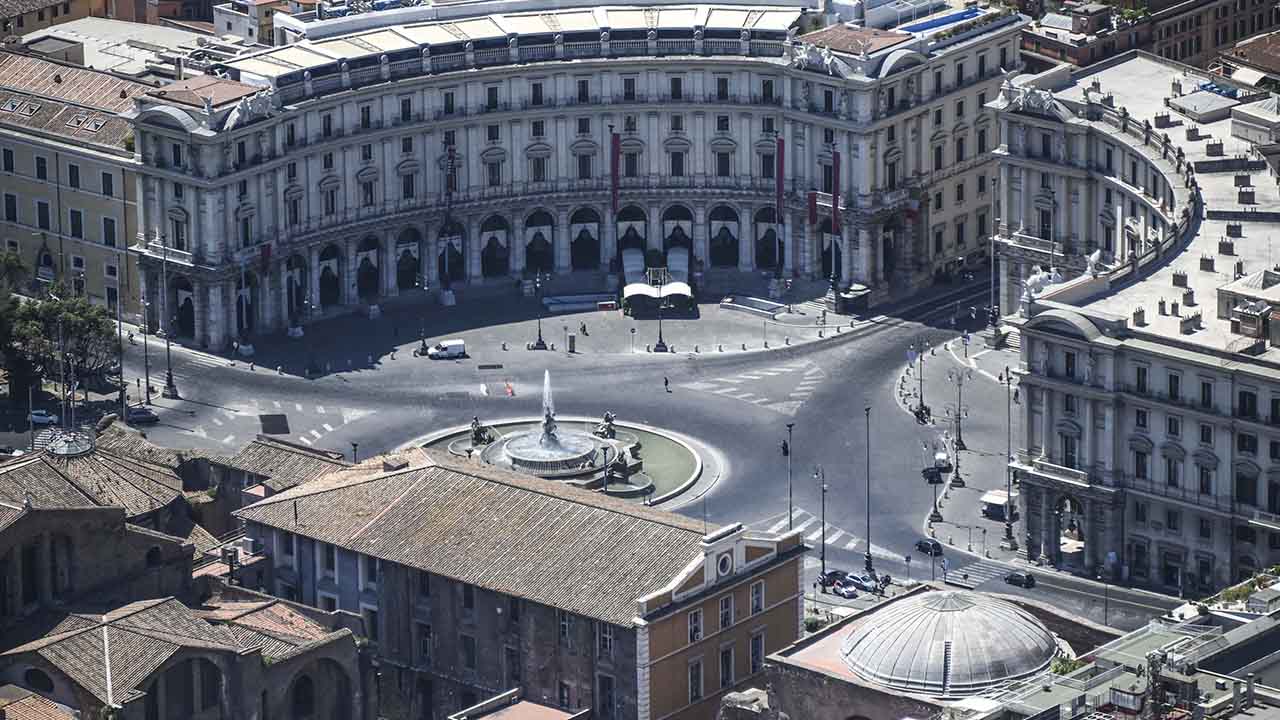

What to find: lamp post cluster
left=532, top=271, right=547, bottom=350
left=998, top=365, right=1019, bottom=550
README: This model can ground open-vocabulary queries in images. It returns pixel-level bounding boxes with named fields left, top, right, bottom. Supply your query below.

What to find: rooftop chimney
left=1248, top=673, right=1256, bottom=707
left=1233, top=680, right=1242, bottom=715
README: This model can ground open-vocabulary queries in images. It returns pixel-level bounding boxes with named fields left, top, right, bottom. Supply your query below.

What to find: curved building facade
left=127, top=0, right=1026, bottom=350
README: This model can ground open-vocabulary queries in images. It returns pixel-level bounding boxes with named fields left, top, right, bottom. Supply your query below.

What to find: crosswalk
left=681, top=360, right=824, bottom=416
left=182, top=399, right=376, bottom=448
left=947, top=559, right=1013, bottom=587
left=759, top=508, right=867, bottom=552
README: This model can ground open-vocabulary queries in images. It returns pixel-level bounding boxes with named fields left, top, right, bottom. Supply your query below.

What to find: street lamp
left=304, top=298, right=321, bottom=376
left=783, top=423, right=794, bottom=531
left=814, top=465, right=828, bottom=578
left=864, top=406, right=874, bottom=575
left=1097, top=573, right=1110, bottom=626
left=909, top=338, right=931, bottom=417
left=946, top=368, right=973, bottom=450
left=654, top=289, right=668, bottom=353
left=532, top=272, right=547, bottom=350
left=159, top=235, right=178, bottom=399
left=999, top=366, right=1018, bottom=549
left=141, top=299, right=153, bottom=405
left=351, top=442, right=359, bottom=463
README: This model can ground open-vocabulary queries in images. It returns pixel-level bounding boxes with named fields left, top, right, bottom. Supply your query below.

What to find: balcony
left=1121, top=474, right=1232, bottom=512
left=1013, top=450, right=1092, bottom=487
left=1244, top=508, right=1280, bottom=531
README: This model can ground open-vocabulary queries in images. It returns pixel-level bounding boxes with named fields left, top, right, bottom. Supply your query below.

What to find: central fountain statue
left=540, top=370, right=558, bottom=445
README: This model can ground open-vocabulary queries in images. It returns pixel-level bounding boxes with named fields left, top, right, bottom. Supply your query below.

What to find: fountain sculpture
left=482, top=371, right=617, bottom=476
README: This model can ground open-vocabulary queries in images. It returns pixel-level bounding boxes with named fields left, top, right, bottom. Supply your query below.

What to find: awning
left=1232, top=66, right=1268, bottom=87
left=660, top=281, right=692, bottom=298
left=623, top=283, right=659, bottom=299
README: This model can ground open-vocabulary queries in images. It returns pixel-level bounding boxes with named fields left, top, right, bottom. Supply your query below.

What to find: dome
left=840, top=591, right=1057, bottom=698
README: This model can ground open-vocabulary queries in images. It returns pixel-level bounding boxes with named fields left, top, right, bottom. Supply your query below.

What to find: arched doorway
left=235, top=271, right=258, bottom=337
left=173, top=277, right=195, bottom=338
left=438, top=220, right=464, bottom=286
left=356, top=236, right=380, bottom=301
left=526, top=210, right=555, bottom=274
left=396, top=228, right=421, bottom=291
left=570, top=208, right=600, bottom=270
left=287, top=658, right=352, bottom=720
left=286, top=255, right=307, bottom=322
left=662, top=205, right=692, bottom=254
left=819, top=219, right=842, bottom=281
left=479, top=216, right=510, bottom=278
left=709, top=205, right=739, bottom=268
left=882, top=222, right=901, bottom=278
left=1053, top=495, right=1086, bottom=570
left=755, top=208, right=780, bottom=271
left=318, top=245, right=342, bottom=308
left=617, top=205, right=646, bottom=252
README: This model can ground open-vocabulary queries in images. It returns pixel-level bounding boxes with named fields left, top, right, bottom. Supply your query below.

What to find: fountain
left=493, top=371, right=606, bottom=475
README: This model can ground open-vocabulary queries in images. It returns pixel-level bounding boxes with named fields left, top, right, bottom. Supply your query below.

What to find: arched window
left=292, top=674, right=315, bottom=717
left=24, top=668, right=54, bottom=693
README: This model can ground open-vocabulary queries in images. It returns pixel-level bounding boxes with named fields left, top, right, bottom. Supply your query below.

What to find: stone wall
left=765, top=662, right=942, bottom=720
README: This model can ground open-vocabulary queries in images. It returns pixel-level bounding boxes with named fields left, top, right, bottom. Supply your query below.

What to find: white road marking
left=794, top=516, right=819, bottom=533
left=295, top=403, right=304, bottom=411
left=341, top=408, right=373, bottom=424
left=322, top=423, right=334, bottom=432
left=310, top=429, right=322, bottom=438
left=297, top=435, right=313, bottom=446
left=736, top=373, right=765, bottom=380
left=316, top=406, right=326, bottom=414
left=190, top=426, right=208, bottom=439
left=681, top=382, right=720, bottom=392
left=825, top=529, right=846, bottom=545
left=789, top=392, right=812, bottom=399
left=273, top=401, right=282, bottom=409
left=751, top=397, right=771, bottom=404
left=221, top=434, right=235, bottom=444
left=766, top=516, right=794, bottom=534
left=843, top=538, right=861, bottom=550
left=805, top=526, right=827, bottom=542
left=729, top=392, right=756, bottom=400
left=765, top=401, right=803, bottom=415
left=212, top=418, right=223, bottom=426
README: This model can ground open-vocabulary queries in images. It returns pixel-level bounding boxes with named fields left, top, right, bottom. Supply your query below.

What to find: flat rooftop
left=1045, top=54, right=1280, bottom=358
left=21, top=17, right=211, bottom=77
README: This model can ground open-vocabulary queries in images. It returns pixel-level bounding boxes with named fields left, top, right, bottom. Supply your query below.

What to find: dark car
left=818, top=570, right=849, bottom=588
left=915, top=538, right=944, bottom=556
left=126, top=407, right=160, bottom=425
left=1004, top=571, right=1036, bottom=588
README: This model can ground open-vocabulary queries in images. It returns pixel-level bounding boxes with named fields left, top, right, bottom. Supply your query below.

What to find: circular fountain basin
left=501, top=431, right=602, bottom=474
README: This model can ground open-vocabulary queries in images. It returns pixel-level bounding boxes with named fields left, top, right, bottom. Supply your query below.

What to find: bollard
left=390, top=350, right=396, bottom=360
left=669, top=345, right=675, bottom=352
left=502, top=342, right=508, bottom=351
left=742, top=343, right=747, bottom=350
left=763, top=340, right=769, bottom=348
left=785, top=337, right=790, bottom=345
left=695, top=345, right=700, bottom=353
left=249, top=362, right=255, bottom=371
left=646, top=344, right=652, bottom=352
left=550, top=343, right=555, bottom=351
left=836, top=325, right=842, bottom=333
left=948, top=536, right=954, bottom=545
left=718, top=344, right=724, bottom=352
left=277, top=365, right=283, bottom=375
left=527, top=342, right=533, bottom=350
left=818, top=330, right=824, bottom=338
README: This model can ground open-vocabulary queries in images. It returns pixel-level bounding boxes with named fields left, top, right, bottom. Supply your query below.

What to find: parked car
left=425, top=339, right=466, bottom=359
left=833, top=584, right=859, bottom=599
left=842, top=573, right=879, bottom=593
left=915, top=538, right=944, bottom=556
left=126, top=407, right=160, bottom=425
left=28, top=410, right=59, bottom=426
left=1004, top=571, right=1036, bottom=588
left=818, top=569, right=849, bottom=588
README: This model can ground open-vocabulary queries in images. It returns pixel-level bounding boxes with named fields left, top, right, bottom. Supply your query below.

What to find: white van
left=426, top=339, right=466, bottom=359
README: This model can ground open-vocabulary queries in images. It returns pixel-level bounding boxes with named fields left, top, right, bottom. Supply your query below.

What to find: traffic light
left=780, top=440, right=790, bottom=457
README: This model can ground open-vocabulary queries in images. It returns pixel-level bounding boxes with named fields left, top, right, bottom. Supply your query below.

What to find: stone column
left=419, top=224, right=431, bottom=289
left=467, top=215, right=482, bottom=282
left=1054, top=174, right=1067, bottom=252
left=1041, top=387, right=1054, bottom=460
left=278, top=265, right=290, bottom=329
left=782, top=215, right=793, bottom=274
left=1102, top=405, right=1116, bottom=476
left=555, top=208, right=570, bottom=273
left=693, top=205, right=707, bottom=270
left=309, top=245, right=322, bottom=310
left=383, top=231, right=399, bottom=298
left=602, top=207, right=616, bottom=272
left=841, top=226, right=854, bottom=286
left=512, top=213, right=526, bottom=274
left=1042, top=491, right=1055, bottom=564
left=260, top=267, right=276, bottom=334
left=856, top=228, right=873, bottom=285
left=647, top=205, right=661, bottom=254
left=1025, top=372, right=1036, bottom=454
left=208, top=281, right=226, bottom=350
left=1083, top=499, right=1096, bottom=573
left=799, top=219, right=812, bottom=277
left=738, top=205, right=752, bottom=272
left=192, top=280, right=207, bottom=347
left=345, top=240, right=359, bottom=305
left=138, top=269, right=151, bottom=329
left=1082, top=399, right=1094, bottom=475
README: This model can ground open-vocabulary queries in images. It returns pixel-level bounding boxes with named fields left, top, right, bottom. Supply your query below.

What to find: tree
left=9, top=291, right=115, bottom=389
left=0, top=249, right=27, bottom=291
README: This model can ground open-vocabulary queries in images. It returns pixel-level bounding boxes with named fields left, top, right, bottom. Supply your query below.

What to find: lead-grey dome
left=840, top=591, right=1057, bottom=698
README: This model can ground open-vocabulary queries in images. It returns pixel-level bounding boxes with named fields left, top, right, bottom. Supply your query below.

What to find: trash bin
left=568, top=333, right=576, bottom=353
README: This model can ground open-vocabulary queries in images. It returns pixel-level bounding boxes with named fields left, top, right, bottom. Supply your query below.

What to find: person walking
left=664, top=376, right=671, bottom=393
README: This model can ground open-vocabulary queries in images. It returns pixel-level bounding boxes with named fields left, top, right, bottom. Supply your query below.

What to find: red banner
left=808, top=191, right=817, bottom=226
left=831, top=150, right=842, bottom=235
left=610, top=132, right=621, bottom=214
left=775, top=136, right=785, bottom=221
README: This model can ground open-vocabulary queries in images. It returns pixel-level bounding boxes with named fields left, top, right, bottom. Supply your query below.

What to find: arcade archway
left=356, top=236, right=380, bottom=301
left=318, top=244, right=343, bottom=308
left=709, top=205, right=739, bottom=268
left=570, top=208, right=600, bottom=270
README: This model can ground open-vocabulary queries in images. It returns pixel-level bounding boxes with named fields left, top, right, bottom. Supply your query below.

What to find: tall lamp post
left=945, top=368, right=973, bottom=489
left=1097, top=573, right=1110, bottom=626
left=783, top=423, right=794, bottom=531
left=814, top=465, right=828, bottom=578
left=909, top=338, right=931, bottom=416
left=863, top=406, right=874, bottom=574
left=999, top=366, right=1018, bottom=549
left=141, top=299, right=152, bottom=405
left=653, top=285, right=668, bottom=353
left=532, top=272, right=547, bottom=350
left=159, top=236, right=178, bottom=399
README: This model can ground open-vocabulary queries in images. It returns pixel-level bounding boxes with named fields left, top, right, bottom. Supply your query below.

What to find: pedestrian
left=664, top=376, right=670, bottom=393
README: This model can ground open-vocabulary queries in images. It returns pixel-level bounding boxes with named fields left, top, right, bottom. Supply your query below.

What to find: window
left=363, top=607, right=379, bottom=643
left=486, top=86, right=499, bottom=110
left=1, top=149, right=11, bottom=172
left=670, top=76, right=683, bottom=100
left=531, top=157, right=547, bottom=183
left=401, top=137, right=413, bottom=154
left=599, top=623, right=614, bottom=659
left=401, top=173, right=415, bottom=200
left=322, top=543, right=336, bottom=572
left=1199, top=466, right=1213, bottom=495
left=1167, top=416, right=1181, bottom=437
left=281, top=531, right=295, bottom=557
left=237, top=141, right=247, bottom=166
left=933, top=145, right=943, bottom=171
left=934, top=228, right=944, bottom=255
left=558, top=684, right=571, bottom=709
left=716, top=76, right=730, bottom=100
left=955, top=182, right=965, bottom=203
left=3, top=193, right=15, bottom=222
left=1168, top=373, right=1182, bottom=400
left=1135, top=450, right=1149, bottom=480
left=1201, top=423, right=1213, bottom=445
left=1199, top=517, right=1213, bottom=540
left=716, top=152, right=731, bottom=177
left=720, top=595, right=734, bottom=629
left=823, top=127, right=834, bottom=145
left=750, top=581, right=764, bottom=614
left=506, top=647, right=521, bottom=684
left=1166, top=457, right=1181, bottom=487
left=400, top=98, right=411, bottom=123
left=672, top=115, right=684, bottom=132
left=934, top=69, right=944, bottom=94
left=956, top=99, right=965, bottom=118
left=322, top=153, right=334, bottom=170
left=532, top=120, right=545, bottom=138
left=623, top=77, right=637, bottom=101
left=200, top=659, right=219, bottom=710
left=1271, top=440, right=1280, bottom=461
left=68, top=164, right=79, bottom=189
left=577, top=79, right=590, bottom=103
left=35, top=156, right=46, bottom=180
left=418, top=622, right=432, bottom=664
left=1240, top=433, right=1259, bottom=455
left=688, top=609, right=703, bottom=643
left=1240, top=390, right=1259, bottom=419
left=287, top=198, right=300, bottom=227
left=689, top=659, right=703, bottom=703
left=361, top=181, right=374, bottom=207
left=577, top=117, right=591, bottom=135
left=623, top=152, right=638, bottom=178
left=762, top=152, right=774, bottom=180
left=886, top=124, right=896, bottom=143
left=287, top=162, right=297, bottom=180
left=1135, top=501, right=1147, bottom=523
left=443, top=91, right=455, bottom=115
left=487, top=161, right=501, bottom=187
left=1167, top=509, right=1181, bottom=532
left=934, top=192, right=943, bottom=212
left=240, top=217, right=251, bottom=247
left=577, top=154, right=592, bottom=180
left=324, top=189, right=336, bottom=216
left=486, top=124, right=500, bottom=142
left=720, top=645, right=735, bottom=689
left=670, top=152, right=684, bottom=177
left=978, top=174, right=987, bottom=195
left=955, top=137, right=966, bottom=163
left=170, top=144, right=182, bottom=168
left=462, top=583, right=475, bottom=610
left=1136, top=366, right=1149, bottom=393
left=462, top=634, right=477, bottom=669
left=360, top=105, right=371, bottom=129
left=101, top=172, right=113, bottom=197
left=934, top=108, right=943, bottom=125
left=978, top=128, right=988, bottom=154
left=978, top=91, right=987, bottom=108
left=36, top=200, right=49, bottom=230
left=750, top=632, right=765, bottom=674
left=101, top=217, right=117, bottom=246
left=361, top=144, right=373, bottom=162
left=761, top=79, right=774, bottom=101
left=559, top=610, right=574, bottom=648
left=716, top=115, right=730, bottom=133
left=531, top=82, right=544, bottom=106
left=417, top=570, right=430, bottom=598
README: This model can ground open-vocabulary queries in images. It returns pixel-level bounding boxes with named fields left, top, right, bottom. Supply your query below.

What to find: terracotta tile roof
left=223, top=436, right=349, bottom=493
left=0, top=51, right=150, bottom=113
left=95, top=421, right=230, bottom=470
left=797, top=25, right=913, bottom=55
left=0, top=686, right=74, bottom=720
left=0, top=0, right=63, bottom=21
left=1228, top=30, right=1280, bottom=75
left=0, top=88, right=133, bottom=150
left=195, top=599, right=335, bottom=660
left=0, top=447, right=183, bottom=519
left=146, top=75, right=259, bottom=108
left=235, top=453, right=709, bottom=626
left=0, top=502, right=24, bottom=533
left=1, top=599, right=244, bottom=705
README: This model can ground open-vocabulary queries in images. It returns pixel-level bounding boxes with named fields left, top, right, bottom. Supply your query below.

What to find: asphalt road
left=102, top=276, right=1177, bottom=629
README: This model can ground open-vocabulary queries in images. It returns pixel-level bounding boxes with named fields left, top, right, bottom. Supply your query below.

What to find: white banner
left=357, top=249, right=378, bottom=267
left=756, top=223, right=777, bottom=241
left=525, top=226, right=552, bottom=247
left=571, top=223, right=598, bottom=242
left=617, top=221, right=643, bottom=238
left=320, top=258, right=339, bottom=276
left=711, top=221, right=738, bottom=239
left=440, top=235, right=462, bottom=252
left=663, top=220, right=692, bottom=239
left=397, top=245, right=419, bottom=261
left=177, top=289, right=193, bottom=306
left=481, top=229, right=508, bottom=247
